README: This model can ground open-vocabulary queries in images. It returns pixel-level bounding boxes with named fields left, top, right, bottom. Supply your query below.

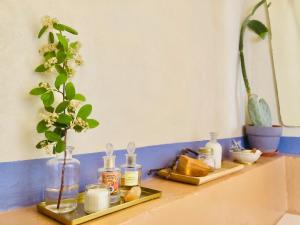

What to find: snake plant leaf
left=247, top=20, right=268, bottom=39
left=77, top=104, right=92, bottom=119
left=38, top=25, right=48, bottom=38
left=258, top=98, right=272, bottom=126
left=248, top=94, right=272, bottom=127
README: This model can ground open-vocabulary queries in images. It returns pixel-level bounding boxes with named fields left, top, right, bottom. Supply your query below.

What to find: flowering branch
left=30, top=16, right=99, bottom=209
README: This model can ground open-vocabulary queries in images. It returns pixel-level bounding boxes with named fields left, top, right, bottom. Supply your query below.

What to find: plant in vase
left=239, top=0, right=282, bottom=155
left=30, top=16, right=99, bottom=213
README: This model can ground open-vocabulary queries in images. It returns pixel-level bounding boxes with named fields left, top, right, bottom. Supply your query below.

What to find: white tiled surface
left=277, top=214, right=300, bottom=225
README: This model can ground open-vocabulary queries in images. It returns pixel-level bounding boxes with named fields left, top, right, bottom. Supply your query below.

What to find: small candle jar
left=84, top=184, right=110, bottom=214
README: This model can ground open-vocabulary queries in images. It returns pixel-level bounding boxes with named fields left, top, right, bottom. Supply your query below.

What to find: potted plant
left=30, top=16, right=99, bottom=213
left=239, top=0, right=282, bottom=155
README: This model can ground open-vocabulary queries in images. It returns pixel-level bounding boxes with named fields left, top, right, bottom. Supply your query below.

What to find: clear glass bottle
left=98, top=143, right=121, bottom=204
left=120, top=142, right=142, bottom=194
left=198, top=147, right=215, bottom=169
left=205, top=132, right=223, bottom=169
left=44, top=146, right=80, bottom=213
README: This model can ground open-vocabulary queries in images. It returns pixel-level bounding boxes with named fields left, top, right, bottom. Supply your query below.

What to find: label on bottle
left=124, top=171, right=139, bottom=186
left=101, top=171, right=119, bottom=194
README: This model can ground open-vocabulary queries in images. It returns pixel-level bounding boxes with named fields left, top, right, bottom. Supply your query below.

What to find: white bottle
left=205, top=132, right=222, bottom=169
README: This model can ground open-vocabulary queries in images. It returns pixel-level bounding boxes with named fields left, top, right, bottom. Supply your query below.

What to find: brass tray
left=157, top=160, right=244, bottom=185
left=37, top=187, right=161, bottom=225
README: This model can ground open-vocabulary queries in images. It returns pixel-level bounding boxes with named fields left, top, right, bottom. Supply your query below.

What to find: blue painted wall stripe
left=0, top=137, right=243, bottom=211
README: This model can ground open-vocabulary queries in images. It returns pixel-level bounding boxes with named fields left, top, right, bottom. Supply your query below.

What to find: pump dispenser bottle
left=121, top=142, right=142, bottom=192
left=205, top=132, right=223, bottom=169
left=98, top=143, right=121, bottom=204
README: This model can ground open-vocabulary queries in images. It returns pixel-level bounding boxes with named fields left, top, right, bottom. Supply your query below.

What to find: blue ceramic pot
left=245, top=125, right=282, bottom=153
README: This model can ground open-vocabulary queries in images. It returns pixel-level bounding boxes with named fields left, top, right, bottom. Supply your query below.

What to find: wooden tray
left=37, top=187, right=161, bottom=225
left=157, top=160, right=244, bottom=185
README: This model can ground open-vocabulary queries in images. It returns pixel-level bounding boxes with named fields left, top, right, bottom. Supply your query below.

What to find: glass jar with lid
left=198, top=147, right=215, bottom=169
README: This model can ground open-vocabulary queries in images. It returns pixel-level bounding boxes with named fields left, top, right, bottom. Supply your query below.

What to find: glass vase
left=44, top=146, right=80, bottom=213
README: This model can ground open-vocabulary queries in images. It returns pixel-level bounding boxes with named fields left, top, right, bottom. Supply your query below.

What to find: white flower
left=44, top=57, right=57, bottom=69
left=42, top=15, right=59, bottom=28
left=39, top=43, right=57, bottom=54
left=68, top=100, right=80, bottom=112
left=66, top=65, right=75, bottom=77
left=38, top=82, right=50, bottom=89
left=42, top=112, right=59, bottom=127
left=74, top=54, right=84, bottom=66
left=71, top=117, right=89, bottom=130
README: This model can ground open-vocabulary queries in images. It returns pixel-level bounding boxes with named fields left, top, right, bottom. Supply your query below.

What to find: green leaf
left=55, top=140, right=66, bottom=153
left=45, top=131, right=61, bottom=142
left=36, top=140, right=49, bottom=149
left=55, top=73, right=68, bottom=89
left=44, top=51, right=56, bottom=60
left=63, top=25, right=78, bottom=35
left=55, top=65, right=66, bottom=74
left=57, top=114, right=73, bottom=125
left=36, top=120, right=49, bottom=133
left=65, top=82, right=76, bottom=100
left=56, top=50, right=66, bottom=64
left=86, top=119, right=99, bottom=128
left=55, top=101, right=69, bottom=113
left=38, top=26, right=48, bottom=38
left=247, top=20, right=268, bottom=39
left=77, top=104, right=92, bottom=119
left=57, top=33, right=68, bottom=50
left=45, top=106, right=54, bottom=113
left=29, top=87, right=47, bottom=95
left=48, top=32, right=54, bottom=43
left=41, top=91, right=54, bottom=106
left=74, top=93, right=86, bottom=101
left=53, top=23, right=65, bottom=31
left=73, top=125, right=83, bottom=133
left=54, top=127, right=64, bottom=137
left=53, top=122, right=68, bottom=128
left=35, top=64, right=47, bottom=72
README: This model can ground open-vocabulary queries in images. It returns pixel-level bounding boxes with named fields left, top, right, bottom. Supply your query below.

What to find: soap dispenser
left=98, top=143, right=121, bottom=204
left=120, top=142, right=142, bottom=191
left=205, top=132, right=223, bottom=169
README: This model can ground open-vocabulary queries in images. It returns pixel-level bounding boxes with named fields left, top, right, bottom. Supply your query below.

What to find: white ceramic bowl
left=230, top=149, right=262, bottom=165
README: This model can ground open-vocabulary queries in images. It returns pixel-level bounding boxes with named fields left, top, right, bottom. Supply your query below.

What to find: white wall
left=0, top=0, right=262, bottom=163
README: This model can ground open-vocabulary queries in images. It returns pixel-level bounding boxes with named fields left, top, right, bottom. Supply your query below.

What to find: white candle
left=84, top=187, right=110, bottom=214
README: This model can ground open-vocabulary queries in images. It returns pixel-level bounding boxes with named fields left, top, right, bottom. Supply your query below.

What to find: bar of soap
left=124, top=186, right=142, bottom=202
left=176, top=155, right=211, bottom=177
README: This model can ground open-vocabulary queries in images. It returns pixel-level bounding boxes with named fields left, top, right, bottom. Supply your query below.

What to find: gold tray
left=37, top=187, right=161, bottom=225
left=157, top=160, right=244, bottom=185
